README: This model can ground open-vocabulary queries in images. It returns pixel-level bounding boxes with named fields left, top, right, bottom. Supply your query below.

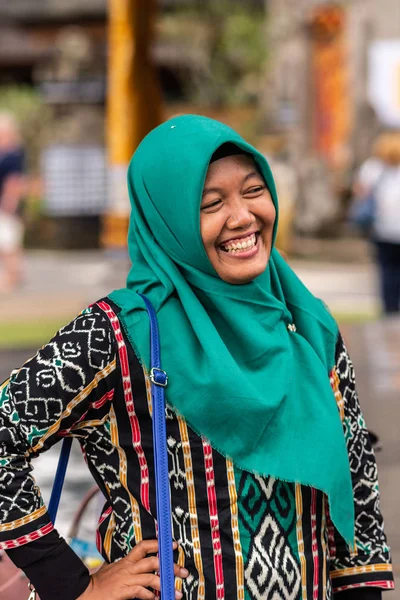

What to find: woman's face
left=200, top=154, right=276, bottom=284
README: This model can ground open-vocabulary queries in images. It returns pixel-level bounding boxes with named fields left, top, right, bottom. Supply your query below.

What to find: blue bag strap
left=139, top=293, right=175, bottom=600
left=48, top=294, right=175, bottom=600
left=48, top=436, right=73, bottom=523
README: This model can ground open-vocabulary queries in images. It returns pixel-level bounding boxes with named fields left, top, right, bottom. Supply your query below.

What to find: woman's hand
left=77, top=540, right=188, bottom=600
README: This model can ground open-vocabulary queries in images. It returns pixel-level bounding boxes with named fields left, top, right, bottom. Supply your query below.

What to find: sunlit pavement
left=0, top=250, right=381, bottom=321
left=0, top=251, right=399, bottom=575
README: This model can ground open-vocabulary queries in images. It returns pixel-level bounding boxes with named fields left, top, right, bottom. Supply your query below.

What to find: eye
left=201, top=199, right=222, bottom=211
left=245, top=185, right=265, bottom=195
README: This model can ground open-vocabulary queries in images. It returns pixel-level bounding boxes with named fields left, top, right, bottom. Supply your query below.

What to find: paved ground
left=0, top=248, right=381, bottom=324
left=0, top=250, right=131, bottom=325
left=0, top=249, right=399, bottom=582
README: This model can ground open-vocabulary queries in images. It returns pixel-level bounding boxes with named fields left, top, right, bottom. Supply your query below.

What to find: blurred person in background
left=352, top=133, right=400, bottom=315
left=0, top=112, right=25, bottom=293
left=0, top=116, right=393, bottom=600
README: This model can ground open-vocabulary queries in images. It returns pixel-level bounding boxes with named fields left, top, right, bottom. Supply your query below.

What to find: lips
left=219, top=232, right=259, bottom=254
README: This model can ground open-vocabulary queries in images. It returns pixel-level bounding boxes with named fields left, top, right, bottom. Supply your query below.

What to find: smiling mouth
left=218, top=232, right=260, bottom=254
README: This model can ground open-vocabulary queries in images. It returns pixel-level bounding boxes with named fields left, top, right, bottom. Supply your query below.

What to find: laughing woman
left=0, top=116, right=394, bottom=600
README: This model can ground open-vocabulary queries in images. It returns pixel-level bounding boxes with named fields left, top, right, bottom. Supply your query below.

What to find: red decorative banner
left=310, top=5, right=352, bottom=168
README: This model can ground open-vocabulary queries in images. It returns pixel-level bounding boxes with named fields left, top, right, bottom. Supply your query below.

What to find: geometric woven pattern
left=0, top=302, right=394, bottom=598
left=238, top=475, right=300, bottom=599
left=328, top=340, right=393, bottom=593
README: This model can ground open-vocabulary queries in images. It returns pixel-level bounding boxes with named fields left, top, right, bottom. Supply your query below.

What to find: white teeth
left=221, top=233, right=257, bottom=253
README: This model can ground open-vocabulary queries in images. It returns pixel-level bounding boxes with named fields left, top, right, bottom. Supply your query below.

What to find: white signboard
left=368, top=39, right=400, bottom=127
left=43, top=145, right=108, bottom=216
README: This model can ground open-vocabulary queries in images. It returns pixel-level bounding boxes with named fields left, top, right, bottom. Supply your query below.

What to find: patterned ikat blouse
left=0, top=299, right=394, bottom=600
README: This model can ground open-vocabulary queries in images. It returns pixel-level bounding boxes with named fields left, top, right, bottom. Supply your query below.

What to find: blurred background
left=0, top=0, right=399, bottom=581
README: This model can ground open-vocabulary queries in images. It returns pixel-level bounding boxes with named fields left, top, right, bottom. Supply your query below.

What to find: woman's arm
left=0, top=304, right=117, bottom=600
left=330, top=334, right=394, bottom=597
left=1, top=173, right=25, bottom=213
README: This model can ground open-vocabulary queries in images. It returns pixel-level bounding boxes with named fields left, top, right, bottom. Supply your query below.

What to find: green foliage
left=207, top=6, right=266, bottom=106
left=0, top=317, right=68, bottom=350
left=159, top=1, right=267, bottom=107
left=0, top=85, right=55, bottom=172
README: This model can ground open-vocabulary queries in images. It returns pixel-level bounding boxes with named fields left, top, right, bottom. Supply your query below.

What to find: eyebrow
left=202, top=171, right=262, bottom=197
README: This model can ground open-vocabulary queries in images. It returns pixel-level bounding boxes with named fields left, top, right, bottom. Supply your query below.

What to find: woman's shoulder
left=61, top=296, right=126, bottom=339
left=35, top=297, right=121, bottom=366
left=79, top=297, right=141, bottom=363
left=333, top=332, right=355, bottom=386
left=357, top=157, right=384, bottom=186
left=18, top=297, right=142, bottom=384
left=58, top=298, right=116, bottom=330
left=1, top=298, right=122, bottom=389
left=334, top=330, right=348, bottom=360
left=2, top=303, right=114, bottom=367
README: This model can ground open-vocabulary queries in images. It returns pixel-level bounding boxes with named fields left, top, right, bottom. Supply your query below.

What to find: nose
left=226, top=199, right=255, bottom=230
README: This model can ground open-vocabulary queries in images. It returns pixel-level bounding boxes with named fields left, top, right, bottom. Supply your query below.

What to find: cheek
left=200, top=215, right=220, bottom=252
left=261, top=198, right=276, bottom=227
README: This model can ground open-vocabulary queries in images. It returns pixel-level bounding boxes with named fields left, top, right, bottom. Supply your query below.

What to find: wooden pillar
left=309, top=4, right=352, bottom=169
left=102, top=0, right=162, bottom=249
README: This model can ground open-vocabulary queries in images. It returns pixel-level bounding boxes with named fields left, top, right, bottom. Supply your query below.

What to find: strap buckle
left=150, top=367, right=168, bottom=387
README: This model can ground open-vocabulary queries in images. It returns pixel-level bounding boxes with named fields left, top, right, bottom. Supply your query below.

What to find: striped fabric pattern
left=0, top=300, right=394, bottom=598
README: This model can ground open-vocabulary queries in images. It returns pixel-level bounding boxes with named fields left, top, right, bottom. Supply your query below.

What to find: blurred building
left=0, top=0, right=399, bottom=242
left=348, top=0, right=400, bottom=164
left=0, top=0, right=264, bottom=103
left=267, top=0, right=400, bottom=161
left=0, top=0, right=266, bottom=247
left=0, top=1, right=107, bottom=246
left=266, top=0, right=400, bottom=233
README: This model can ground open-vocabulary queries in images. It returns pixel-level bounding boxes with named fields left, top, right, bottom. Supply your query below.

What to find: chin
left=223, top=266, right=267, bottom=285
left=211, top=245, right=271, bottom=284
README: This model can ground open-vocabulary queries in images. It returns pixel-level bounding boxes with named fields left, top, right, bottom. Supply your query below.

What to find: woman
left=353, top=132, right=400, bottom=314
left=0, top=112, right=25, bottom=292
left=0, top=116, right=393, bottom=599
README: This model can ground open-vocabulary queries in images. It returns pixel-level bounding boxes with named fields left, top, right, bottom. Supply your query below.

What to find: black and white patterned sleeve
left=329, top=333, right=394, bottom=595
left=0, top=303, right=117, bottom=552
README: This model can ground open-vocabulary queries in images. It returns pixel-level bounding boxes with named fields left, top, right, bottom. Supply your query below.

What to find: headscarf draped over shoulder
left=110, top=115, right=354, bottom=545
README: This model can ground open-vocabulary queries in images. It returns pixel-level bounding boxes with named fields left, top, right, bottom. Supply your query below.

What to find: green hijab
left=110, top=115, right=354, bottom=545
